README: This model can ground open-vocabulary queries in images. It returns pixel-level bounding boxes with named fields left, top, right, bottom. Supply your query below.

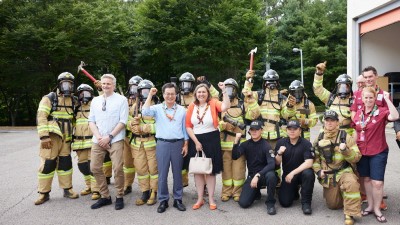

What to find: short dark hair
left=362, top=66, right=378, bottom=76
left=162, top=83, right=178, bottom=94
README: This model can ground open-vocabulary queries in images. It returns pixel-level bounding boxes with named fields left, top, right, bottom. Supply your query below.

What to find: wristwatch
left=108, top=134, right=114, bottom=140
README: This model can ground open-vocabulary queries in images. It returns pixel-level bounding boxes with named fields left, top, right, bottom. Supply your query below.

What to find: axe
left=248, top=47, right=257, bottom=70
left=77, top=61, right=96, bottom=83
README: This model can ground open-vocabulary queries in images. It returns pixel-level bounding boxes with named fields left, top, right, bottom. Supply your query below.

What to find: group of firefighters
left=34, top=61, right=388, bottom=225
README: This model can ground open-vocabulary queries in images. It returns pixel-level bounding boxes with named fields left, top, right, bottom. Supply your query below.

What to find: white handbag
left=188, top=151, right=213, bottom=175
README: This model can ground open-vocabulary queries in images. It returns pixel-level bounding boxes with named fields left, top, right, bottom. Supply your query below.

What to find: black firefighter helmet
left=77, top=84, right=94, bottom=104
left=179, top=72, right=195, bottom=95
left=128, top=75, right=143, bottom=98
left=335, top=74, right=352, bottom=99
left=58, top=72, right=75, bottom=96
left=263, top=69, right=279, bottom=90
left=223, top=78, right=239, bottom=100
left=289, top=80, right=304, bottom=103
left=137, top=79, right=155, bottom=101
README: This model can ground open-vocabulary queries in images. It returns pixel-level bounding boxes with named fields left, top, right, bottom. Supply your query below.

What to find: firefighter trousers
left=123, top=137, right=135, bottom=188
left=322, top=172, right=361, bottom=217
left=221, top=150, right=245, bottom=198
left=75, top=149, right=99, bottom=192
left=37, top=133, right=73, bottom=193
left=132, top=142, right=158, bottom=192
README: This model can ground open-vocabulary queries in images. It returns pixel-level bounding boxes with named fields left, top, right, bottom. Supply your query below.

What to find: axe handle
left=80, top=68, right=97, bottom=82
left=249, top=53, right=254, bottom=70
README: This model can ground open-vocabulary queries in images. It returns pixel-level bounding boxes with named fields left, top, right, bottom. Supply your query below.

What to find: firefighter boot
left=64, top=188, right=79, bottom=199
left=135, top=190, right=150, bottom=206
left=147, top=190, right=157, bottom=205
left=34, top=193, right=50, bottom=205
left=81, top=187, right=91, bottom=196
left=81, top=179, right=92, bottom=196
left=124, top=186, right=132, bottom=196
left=92, top=192, right=100, bottom=200
left=344, top=215, right=355, bottom=225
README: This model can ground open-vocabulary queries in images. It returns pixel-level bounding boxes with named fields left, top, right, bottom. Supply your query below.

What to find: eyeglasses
left=164, top=93, right=176, bottom=97
left=102, top=99, right=106, bottom=111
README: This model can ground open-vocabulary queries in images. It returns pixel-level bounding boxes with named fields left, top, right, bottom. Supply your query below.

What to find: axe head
left=248, top=47, right=258, bottom=55
left=77, top=61, right=86, bottom=74
left=297, top=108, right=310, bottom=115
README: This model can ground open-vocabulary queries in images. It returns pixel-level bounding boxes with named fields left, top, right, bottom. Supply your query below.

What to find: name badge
left=377, top=94, right=383, bottom=101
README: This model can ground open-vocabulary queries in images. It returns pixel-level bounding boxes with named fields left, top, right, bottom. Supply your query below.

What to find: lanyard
left=162, top=102, right=177, bottom=122
left=360, top=104, right=377, bottom=130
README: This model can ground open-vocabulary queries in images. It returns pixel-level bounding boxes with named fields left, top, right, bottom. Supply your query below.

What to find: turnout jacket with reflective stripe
left=37, top=95, right=74, bottom=141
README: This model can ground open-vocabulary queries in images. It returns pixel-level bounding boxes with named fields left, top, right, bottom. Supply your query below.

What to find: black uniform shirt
left=274, top=137, right=313, bottom=176
left=232, top=138, right=275, bottom=177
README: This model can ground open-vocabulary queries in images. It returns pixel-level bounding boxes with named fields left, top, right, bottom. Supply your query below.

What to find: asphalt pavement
left=0, top=124, right=399, bottom=225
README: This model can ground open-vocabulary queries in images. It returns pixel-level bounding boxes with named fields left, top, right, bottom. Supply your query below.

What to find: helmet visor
left=225, top=86, right=237, bottom=99
left=265, top=81, right=277, bottom=90
left=181, top=81, right=193, bottom=94
left=60, top=81, right=74, bottom=96
left=290, top=89, right=304, bottom=103
left=129, top=85, right=138, bottom=97
left=337, top=84, right=350, bottom=98
left=140, top=88, right=150, bottom=99
left=79, top=90, right=93, bottom=103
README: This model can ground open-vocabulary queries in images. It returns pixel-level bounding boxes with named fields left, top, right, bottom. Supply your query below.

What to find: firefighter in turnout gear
left=123, top=75, right=143, bottom=195
left=35, top=72, right=79, bottom=205
left=219, top=78, right=246, bottom=202
left=178, top=72, right=220, bottom=187
left=281, top=80, right=318, bottom=140
left=313, top=62, right=355, bottom=136
left=128, top=79, right=159, bottom=206
left=72, top=84, right=100, bottom=200
left=242, top=69, right=285, bottom=149
left=312, top=110, right=361, bottom=225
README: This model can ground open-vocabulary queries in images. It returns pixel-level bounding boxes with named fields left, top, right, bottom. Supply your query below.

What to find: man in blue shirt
left=142, top=83, right=189, bottom=213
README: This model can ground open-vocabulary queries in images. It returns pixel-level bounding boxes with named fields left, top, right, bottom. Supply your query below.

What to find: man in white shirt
left=88, top=74, right=128, bottom=210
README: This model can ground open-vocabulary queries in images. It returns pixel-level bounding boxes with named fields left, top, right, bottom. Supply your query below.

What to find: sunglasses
left=102, top=99, right=106, bottom=111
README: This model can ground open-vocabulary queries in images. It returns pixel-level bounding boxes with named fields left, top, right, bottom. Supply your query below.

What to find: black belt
left=73, top=135, right=92, bottom=140
left=132, top=133, right=152, bottom=138
left=262, top=118, right=279, bottom=125
left=157, top=138, right=183, bottom=143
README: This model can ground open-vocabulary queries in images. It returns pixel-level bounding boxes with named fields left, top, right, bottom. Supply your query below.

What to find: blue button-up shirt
left=142, top=102, right=188, bottom=140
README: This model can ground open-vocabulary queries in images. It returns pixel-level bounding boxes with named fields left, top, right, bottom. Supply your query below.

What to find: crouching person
left=232, top=120, right=278, bottom=215
left=275, top=120, right=315, bottom=215
left=313, top=110, right=361, bottom=225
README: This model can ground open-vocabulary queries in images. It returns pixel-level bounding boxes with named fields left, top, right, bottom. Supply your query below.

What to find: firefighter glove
left=40, top=138, right=52, bottom=149
left=94, top=80, right=102, bottom=91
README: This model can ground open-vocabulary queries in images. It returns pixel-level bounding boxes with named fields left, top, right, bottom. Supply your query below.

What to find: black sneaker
left=255, top=191, right=262, bottom=200
left=267, top=205, right=276, bottom=215
left=91, top=197, right=112, bottom=209
left=302, top=203, right=312, bottom=215
left=115, top=197, right=124, bottom=210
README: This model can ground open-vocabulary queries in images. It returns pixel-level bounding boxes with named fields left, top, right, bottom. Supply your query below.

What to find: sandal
left=361, top=209, right=373, bottom=216
left=375, top=214, right=387, bottom=223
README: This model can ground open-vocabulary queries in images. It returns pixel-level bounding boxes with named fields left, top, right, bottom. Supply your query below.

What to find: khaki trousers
left=91, top=140, right=124, bottom=198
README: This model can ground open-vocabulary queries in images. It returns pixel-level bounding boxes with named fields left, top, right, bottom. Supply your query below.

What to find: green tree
left=0, top=0, right=137, bottom=125
left=134, top=0, right=270, bottom=87
left=265, top=0, right=347, bottom=105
